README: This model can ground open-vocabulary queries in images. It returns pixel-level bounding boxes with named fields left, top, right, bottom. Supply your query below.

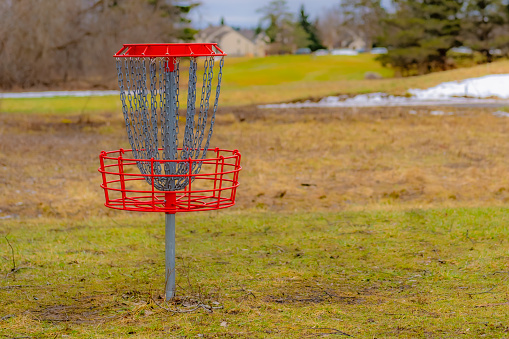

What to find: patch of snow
left=260, top=93, right=508, bottom=109
left=408, top=74, right=509, bottom=99
left=430, top=111, right=453, bottom=116
left=261, top=74, right=509, bottom=109
left=493, top=111, right=509, bottom=117
left=0, top=90, right=119, bottom=99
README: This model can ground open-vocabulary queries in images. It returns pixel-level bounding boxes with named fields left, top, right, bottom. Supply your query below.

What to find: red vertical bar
left=118, top=154, right=126, bottom=210
left=165, top=57, right=175, bottom=72
left=187, top=157, right=193, bottom=210
left=165, top=191, right=177, bottom=214
left=99, top=151, right=110, bottom=205
left=151, top=158, right=155, bottom=210
left=232, top=151, right=241, bottom=203
left=213, top=148, right=220, bottom=197
left=216, top=156, right=225, bottom=208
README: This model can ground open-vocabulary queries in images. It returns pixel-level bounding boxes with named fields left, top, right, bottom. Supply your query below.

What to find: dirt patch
left=31, top=295, right=124, bottom=324
left=1, top=105, right=509, bottom=218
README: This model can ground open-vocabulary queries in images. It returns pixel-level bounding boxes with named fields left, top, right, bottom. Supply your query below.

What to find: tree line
left=2, top=0, right=509, bottom=90
left=379, top=0, right=509, bottom=75
left=256, top=0, right=509, bottom=76
left=0, top=0, right=197, bottom=89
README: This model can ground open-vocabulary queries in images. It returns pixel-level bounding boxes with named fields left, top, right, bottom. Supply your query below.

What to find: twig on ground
left=467, top=285, right=497, bottom=297
left=151, top=296, right=222, bottom=314
left=0, top=285, right=29, bottom=289
left=306, top=327, right=353, bottom=337
left=152, top=258, right=224, bottom=314
left=107, top=216, right=135, bottom=228
left=5, top=267, right=34, bottom=278
left=465, top=230, right=476, bottom=244
left=475, top=301, right=509, bottom=308
left=4, top=235, right=16, bottom=272
left=322, top=289, right=356, bottom=300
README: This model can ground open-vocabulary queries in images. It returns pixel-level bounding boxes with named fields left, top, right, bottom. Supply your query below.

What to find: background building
left=196, top=25, right=268, bottom=57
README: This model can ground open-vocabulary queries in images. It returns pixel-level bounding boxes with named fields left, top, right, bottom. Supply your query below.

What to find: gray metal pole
left=165, top=213, right=176, bottom=300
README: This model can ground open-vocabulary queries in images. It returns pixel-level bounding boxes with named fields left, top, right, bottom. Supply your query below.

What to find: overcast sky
left=190, top=0, right=337, bottom=29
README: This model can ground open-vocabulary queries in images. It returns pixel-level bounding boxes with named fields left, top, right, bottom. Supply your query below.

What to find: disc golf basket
left=98, top=43, right=241, bottom=300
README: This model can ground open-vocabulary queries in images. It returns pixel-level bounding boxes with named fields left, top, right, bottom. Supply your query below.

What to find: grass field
left=2, top=55, right=509, bottom=113
left=2, top=58, right=509, bottom=337
left=2, top=104, right=509, bottom=337
left=2, top=209, right=509, bottom=338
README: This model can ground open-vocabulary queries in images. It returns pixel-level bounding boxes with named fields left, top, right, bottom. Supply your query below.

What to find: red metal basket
left=99, top=148, right=241, bottom=213
left=114, top=43, right=226, bottom=58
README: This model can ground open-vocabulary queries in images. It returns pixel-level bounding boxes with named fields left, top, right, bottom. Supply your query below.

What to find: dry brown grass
left=3, top=106, right=509, bottom=338
left=1, top=105, right=509, bottom=219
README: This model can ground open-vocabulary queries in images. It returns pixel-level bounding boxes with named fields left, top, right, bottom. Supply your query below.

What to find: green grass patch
left=0, top=96, right=121, bottom=115
left=223, top=54, right=393, bottom=86
left=2, top=208, right=509, bottom=337
left=2, top=56, right=509, bottom=114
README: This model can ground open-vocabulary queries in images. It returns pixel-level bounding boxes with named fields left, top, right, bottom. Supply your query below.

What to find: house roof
left=238, top=29, right=256, bottom=41
left=199, top=26, right=264, bottom=44
left=198, top=26, right=232, bottom=41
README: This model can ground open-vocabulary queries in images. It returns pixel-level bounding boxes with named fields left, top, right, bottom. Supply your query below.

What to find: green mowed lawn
left=1, top=54, right=390, bottom=114
left=3, top=56, right=509, bottom=113
left=223, top=54, right=393, bottom=86
left=2, top=208, right=509, bottom=338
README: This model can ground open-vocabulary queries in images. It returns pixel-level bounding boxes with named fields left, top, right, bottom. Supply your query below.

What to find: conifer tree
left=378, top=0, right=462, bottom=75
left=297, top=5, right=324, bottom=51
left=461, top=0, right=509, bottom=62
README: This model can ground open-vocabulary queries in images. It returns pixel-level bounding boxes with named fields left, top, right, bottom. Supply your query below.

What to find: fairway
left=2, top=104, right=509, bottom=337
left=3, top=56, right=509, bottom=112
left=223, top=54, right=393, bottom=86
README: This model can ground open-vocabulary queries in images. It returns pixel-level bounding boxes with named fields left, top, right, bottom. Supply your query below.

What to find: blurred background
left=2, top=0, right=509, bottom=91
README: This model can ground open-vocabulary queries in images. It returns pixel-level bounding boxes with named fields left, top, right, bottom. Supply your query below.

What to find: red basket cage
left=99, top=148, right=241, bottom=213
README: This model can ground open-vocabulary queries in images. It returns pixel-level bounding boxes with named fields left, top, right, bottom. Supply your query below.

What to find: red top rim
left=114, top=43, right=227, bottom=58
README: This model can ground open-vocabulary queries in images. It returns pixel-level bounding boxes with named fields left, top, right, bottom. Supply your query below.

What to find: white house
left=195, top=25, right=268, bottom=57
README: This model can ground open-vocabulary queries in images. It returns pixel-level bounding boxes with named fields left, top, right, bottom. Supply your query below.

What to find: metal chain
left=149, top=58, right=159, bottom=156
left=116, top=58, right=132, bottom=149
left=202, top=56, right=224, bottom=156
left=127, top=59, right=142, bottom=160
left=182, top=58, right=197, bottom=162
left=194, top=57, right=209, bottom=157
left=116, top=55, right=224, bottom=191
left=195, top=57, right=214, bottom=157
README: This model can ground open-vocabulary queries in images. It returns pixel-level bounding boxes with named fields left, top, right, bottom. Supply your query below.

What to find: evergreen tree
left=173, top=2, right=200, bottom=41
left=338, top=0, right=386, bottom=50
left=297, top=5, right=324, bottom=51
left=461, top=0, right=509, bottom=62
left=257, top=0, right=307, bottom=54
left=257, top=0, right=293, bottom=43
left=378, top=0, right=462, bottom=75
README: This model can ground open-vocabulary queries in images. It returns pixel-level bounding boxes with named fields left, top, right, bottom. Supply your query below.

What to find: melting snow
left=1, top=74, right=509, bottom=108
left=409, top=74, right=509, bottom=99
left=261, top=74, right=509, bottom=108
left=493, top=110, right=509, bottom=117
left=0, top=90, right=119, bottom=99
